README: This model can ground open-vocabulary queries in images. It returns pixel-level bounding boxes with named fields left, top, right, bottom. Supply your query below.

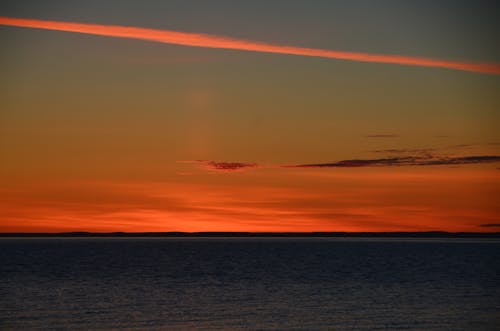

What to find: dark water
left=1, top=238, right=499, bottom=330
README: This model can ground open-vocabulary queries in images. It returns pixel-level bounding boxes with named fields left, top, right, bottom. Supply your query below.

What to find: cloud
left=285, top=157, right=419, bottom=168
left=365, top=134, right=400, bottom=138
left=421, top=156, right=500, bottom=166
left=285, top=155, right=500, bottom=168
left=1, top=16, right=500, bottom=74
left=369, top=148, right=435, bottom=156
left=479, top=224, right=500, bottom=228
left=183, top=155, right=500, bottom=173
left=187, top=160, right=260, bottom=172
left=371, top=142, right=500, bottom=156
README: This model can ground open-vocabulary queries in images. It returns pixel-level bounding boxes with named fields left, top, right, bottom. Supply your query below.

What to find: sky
left=1, top=0, right=499, bottom=232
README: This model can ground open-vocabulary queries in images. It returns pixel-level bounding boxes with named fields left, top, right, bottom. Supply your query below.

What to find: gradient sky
left=1, top=0, right=500, bottom=232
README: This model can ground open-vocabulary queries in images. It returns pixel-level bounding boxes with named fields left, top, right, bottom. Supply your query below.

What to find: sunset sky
left=1, top=0, right=499, bottom=232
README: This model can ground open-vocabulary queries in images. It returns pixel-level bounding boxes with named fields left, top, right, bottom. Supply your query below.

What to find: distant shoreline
left=1, top=232, right=499, bottom=238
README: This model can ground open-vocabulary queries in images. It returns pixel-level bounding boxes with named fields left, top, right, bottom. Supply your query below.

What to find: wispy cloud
left=420, top=156, right=500, bottom=166
left=370, top=142, right=500, bottom=156
left=182, top=155, right=500, bottom=172
left=479, top=224, right=500, bottom=228
left=1, top=16, right=500, bottom=74
left=286, top=155, right=500, bottom=168
left=182, top=160, right=260, bottom=172
left=286, top=157, right=417, bottom=168
left=369, top=148, right=435, bottom=156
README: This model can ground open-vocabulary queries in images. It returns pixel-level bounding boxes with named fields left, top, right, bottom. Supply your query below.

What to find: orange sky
left=1, top=3, right=500, bottom=233
left=1, top=167, right=499, bottom=233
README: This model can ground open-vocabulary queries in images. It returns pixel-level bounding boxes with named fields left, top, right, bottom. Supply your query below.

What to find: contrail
left=1, top=16, right=499, bottom=75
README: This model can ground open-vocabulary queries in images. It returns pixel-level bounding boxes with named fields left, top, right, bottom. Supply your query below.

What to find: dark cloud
left=190, top=160, right=259, bottom=172
left=370, top=148, right=435, bottom=156
left=422, top=156, right=500, bottom=165
left=371, top=142, right=500, bottom=155
left=183, top=155, right=500, bottom=172
left=480, top=224, right=500, bottom=228
left=365, top=134, right=399, bottom=138
left=285, top=155, right=500, bottom=168
left=285, top=157, right=416, bottom=168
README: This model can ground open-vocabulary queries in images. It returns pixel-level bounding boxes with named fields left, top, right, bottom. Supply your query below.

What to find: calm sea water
left=1, top=237, right=499, bottom=330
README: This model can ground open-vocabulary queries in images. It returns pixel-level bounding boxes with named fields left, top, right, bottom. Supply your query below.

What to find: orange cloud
left=1, top=16, right=500, bottom=75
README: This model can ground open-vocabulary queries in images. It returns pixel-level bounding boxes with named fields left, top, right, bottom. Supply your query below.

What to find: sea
left=1, top=237, right=499, bottom=330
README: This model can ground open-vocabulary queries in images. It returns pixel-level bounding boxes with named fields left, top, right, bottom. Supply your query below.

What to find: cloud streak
left=182, top=160, right=259, bottom=172
left=1, top=16, right=500, bottom=75
left=286, top=155, right=500, bottom=168
left=183, top=155, right=500, bottom=172
left=369, top=148, right=435, bottom=155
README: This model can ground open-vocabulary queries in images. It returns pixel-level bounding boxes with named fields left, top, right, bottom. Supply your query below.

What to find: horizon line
left=1, top=231, right=499, bottom=238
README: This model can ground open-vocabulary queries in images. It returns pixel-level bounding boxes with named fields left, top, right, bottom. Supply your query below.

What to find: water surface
left=1, top=237, right=499, bottom=330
